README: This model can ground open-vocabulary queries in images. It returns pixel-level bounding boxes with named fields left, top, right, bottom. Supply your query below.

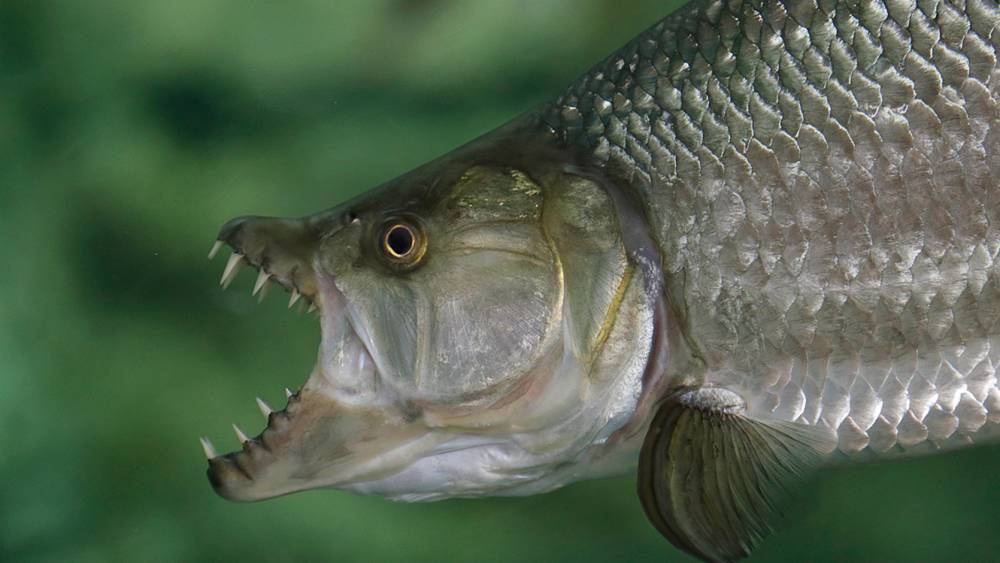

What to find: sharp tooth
left=200, top=437, right=219, bottom=460
left=256, top=397, right=273, bottom=417
left=256, top=282, right=271, bottom=303
left=232, top=424, right=250, bottom=444
left=208, top=240, right=224, bottom=260
left=307, top=302, right=318, bottom=314
left=285, top=387, right=294, bottom=399
left=252, top=270, right=271, bottom=296
left=288, top=289, right=301, bottom=308
left=220, top=253, right=244, bottom=288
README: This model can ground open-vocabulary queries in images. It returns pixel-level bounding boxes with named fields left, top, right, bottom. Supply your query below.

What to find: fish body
left=544, top=0, right=1000, bottom=456
left=203, top=1, right=1000, bottom=560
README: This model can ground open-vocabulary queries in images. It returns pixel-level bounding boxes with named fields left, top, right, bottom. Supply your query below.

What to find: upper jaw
left=210, top=213, right=346, bottom=309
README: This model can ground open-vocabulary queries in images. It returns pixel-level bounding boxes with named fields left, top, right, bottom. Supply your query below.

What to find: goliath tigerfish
left=201, top=0, right=1000, bottom=560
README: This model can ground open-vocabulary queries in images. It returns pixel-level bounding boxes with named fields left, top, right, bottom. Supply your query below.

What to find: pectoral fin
left=637, top=387, right=835, bottom=562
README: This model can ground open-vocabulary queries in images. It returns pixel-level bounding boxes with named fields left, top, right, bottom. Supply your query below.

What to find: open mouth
left=200, top=216, right=383, bottom=501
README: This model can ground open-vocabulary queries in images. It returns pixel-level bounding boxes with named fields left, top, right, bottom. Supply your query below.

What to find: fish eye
left=380, top=220, right=426, bottom=266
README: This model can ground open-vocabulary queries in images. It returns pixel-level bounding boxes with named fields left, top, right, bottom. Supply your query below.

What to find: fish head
left=206, top=150, right=667, bottom=502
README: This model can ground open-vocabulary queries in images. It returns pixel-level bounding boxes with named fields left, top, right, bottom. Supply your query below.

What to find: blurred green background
left=3, top=1, right=1000, bottom=561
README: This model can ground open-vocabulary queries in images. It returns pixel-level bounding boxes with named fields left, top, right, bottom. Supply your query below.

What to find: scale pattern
left=543, top=0, right=1000, bottom=454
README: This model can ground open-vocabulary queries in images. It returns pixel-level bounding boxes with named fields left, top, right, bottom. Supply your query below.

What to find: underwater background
left=3, top=0, right=1000, bottom=561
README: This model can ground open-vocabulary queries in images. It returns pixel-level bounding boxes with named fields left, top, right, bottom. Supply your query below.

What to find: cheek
left=415, top=252, right=562, bottom=402
left=332, top=270, right=422, bottom=387
left=339, top=253, right=562, bottom=404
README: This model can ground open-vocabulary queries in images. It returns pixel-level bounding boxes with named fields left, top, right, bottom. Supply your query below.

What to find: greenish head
left=205, top=137, right=668, bottom=502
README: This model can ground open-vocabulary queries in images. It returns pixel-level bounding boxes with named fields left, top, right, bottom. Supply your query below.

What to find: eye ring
left=379, top=220, right=426, bottom=266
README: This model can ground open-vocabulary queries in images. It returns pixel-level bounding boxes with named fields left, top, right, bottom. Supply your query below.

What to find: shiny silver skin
left=544, top=0, right=1000, bottom=455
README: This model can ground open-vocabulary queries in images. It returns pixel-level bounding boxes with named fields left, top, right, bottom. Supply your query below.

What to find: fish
left=201, top=0, right=1000, bottom=561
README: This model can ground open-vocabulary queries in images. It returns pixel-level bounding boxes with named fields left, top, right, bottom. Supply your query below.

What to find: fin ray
left=638, top=387, right=835, bottom=562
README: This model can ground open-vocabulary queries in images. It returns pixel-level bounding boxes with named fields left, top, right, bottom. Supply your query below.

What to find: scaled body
left=545, top=0, right=1000, bottom=455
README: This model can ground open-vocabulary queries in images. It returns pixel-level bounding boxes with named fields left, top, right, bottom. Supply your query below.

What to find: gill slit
left=537, top=190, right=567, bottom=368
left=590, top=263, right=635, bottom=368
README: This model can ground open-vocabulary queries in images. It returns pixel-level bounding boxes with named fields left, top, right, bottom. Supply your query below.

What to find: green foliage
left=2, top=0, right=998, bottom=561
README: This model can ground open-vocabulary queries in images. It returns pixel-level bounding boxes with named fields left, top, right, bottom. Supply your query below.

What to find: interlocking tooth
left=220, top=253, right=244, bottom=288
left=208, top=240, right=224, bottom=260
left=288, top=289, right=301, bottom=308
left=256, top=282, right=272, bottom=303
left=307, top=302, right=318, bottom=314
left=232, top=424, right=250, bottom=444
left=256, top=397, right=273, bottom=417
left=285, top=387, right=294, bottom=399
left=252, top=270, right=271, bottom=296
left=200, top=437, right=219, bottom=460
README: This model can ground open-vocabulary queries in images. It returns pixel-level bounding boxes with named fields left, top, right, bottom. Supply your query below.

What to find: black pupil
left=386, top=225, right=414, bottom=256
